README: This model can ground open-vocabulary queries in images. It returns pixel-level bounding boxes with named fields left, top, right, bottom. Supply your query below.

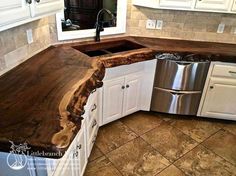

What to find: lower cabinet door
left=103, top=77, right=125, bottom=124
left=201, top=77, right=236, bottom=120
left=123, top=73, right=142, bottom=116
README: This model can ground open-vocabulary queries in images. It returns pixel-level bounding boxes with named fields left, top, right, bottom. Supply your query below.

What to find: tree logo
left=7, top=141, right=31, bottom=170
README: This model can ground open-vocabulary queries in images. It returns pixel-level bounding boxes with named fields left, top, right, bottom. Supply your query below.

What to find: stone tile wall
left=0, top=18, right=51, bottom=76
left=126, top=0, right=236, bottom=43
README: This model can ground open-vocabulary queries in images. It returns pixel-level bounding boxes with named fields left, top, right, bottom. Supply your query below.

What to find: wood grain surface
left=0, top=37, right=236, bottom=158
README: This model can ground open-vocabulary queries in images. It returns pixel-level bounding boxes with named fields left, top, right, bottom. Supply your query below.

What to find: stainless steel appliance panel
left=154, top=59, right=210, bottom=91
left=151, top=87, right=202, bottom=115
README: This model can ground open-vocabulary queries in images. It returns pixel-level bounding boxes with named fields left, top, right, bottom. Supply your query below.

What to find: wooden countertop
left=0, top=37, right=236, bottom=158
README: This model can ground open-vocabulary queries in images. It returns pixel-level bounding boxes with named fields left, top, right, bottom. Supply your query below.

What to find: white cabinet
left=103, top=77, right=125, bottom=124
left=76, top=124, right=87, bottom=176
left=84, top=90, right=100, bottom=157
left=195, top=0, right=231, bottom=11
left=102, top=60, right=157, bottom=125
left=159, top=0, right=194, bottom=9
left=0, top=0, right=63, bottom=31
left=53, top=123, right=87, bottom=176
left=133, top=0, right=236, bottom=13
left=201, top=78, right=236, bottom=120
left=103, top=73, right=142, bottom=125
left=123, top=74, right=142, bottom=116
left=199, top=62, right=236, bottom=121
left=132, top=0, right=159, bottom=8
left=232, top=0, right=236, bottom=11
left=0, top=0, right=31, bottom=27
left=30, top=0, right=64, bottom=17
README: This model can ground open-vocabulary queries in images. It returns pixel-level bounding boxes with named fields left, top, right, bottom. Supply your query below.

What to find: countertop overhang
left=0, top=36, right=236, bottom=158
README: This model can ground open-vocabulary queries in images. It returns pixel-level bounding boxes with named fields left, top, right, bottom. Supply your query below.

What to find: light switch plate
left=146, top=19, right=156, bottom=29
left=217, top=23, right=225, bottom=33
left=26, top=29, right=33, bottom=44
left=156, top=20, right=163, bottom=30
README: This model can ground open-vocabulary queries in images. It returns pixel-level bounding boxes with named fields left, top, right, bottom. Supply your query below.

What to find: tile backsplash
left=0, top=18, right=51, bottom=76
left=1, top=1, right=236, bottom=76
left=126, top=0, right=236, bottom=43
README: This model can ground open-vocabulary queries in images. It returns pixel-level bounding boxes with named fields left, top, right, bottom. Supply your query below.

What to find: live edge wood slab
left=1, top=36, right=236, bottom=158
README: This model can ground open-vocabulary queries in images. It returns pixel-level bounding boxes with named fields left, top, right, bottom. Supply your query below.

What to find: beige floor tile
left=120, top=111, right=163, bottom=135
left=175, top=145, right=236, bottom=176
left=88, top=145, right=104, bottom=162
left=170, top=117, right=221, bottom=142
left=157, top=165, right=185, bottom=176
left=141, top=122, right=198, bottom=162
left=107, top=137, right=170, bottom=176
left=222, top=122, right=236, bottom=136
left=84, top=156, right=121, bottom=176
left=95, top=121, right=138, bottom=154
left=203, top=129, right=236, bottom=165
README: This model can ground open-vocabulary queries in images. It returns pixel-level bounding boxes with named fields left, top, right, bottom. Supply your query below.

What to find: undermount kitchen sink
left=72, top=40, right=146, bottom=57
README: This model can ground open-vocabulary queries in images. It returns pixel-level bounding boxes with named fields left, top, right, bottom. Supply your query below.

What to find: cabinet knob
left=26, top=0, right=32, bottom=4
left=121, top=86, right=125, bottom=89
left=210, top=86, right=214, bottom=89
left=77, top=144, right=82, bottom=150
left=92, top=120, right=97, bottom=128
left=73, top=151, right=79, bottom=158
left=126, top=85, right=130, bottom=88
left=35, top=0, right=40, bottom=2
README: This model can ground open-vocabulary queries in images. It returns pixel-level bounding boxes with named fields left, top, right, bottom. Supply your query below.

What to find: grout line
left=172, top=128, right=222, bottom=166
left=104, top=155, right=125, bottom=176
left=172, top=163, right=187, bottom=176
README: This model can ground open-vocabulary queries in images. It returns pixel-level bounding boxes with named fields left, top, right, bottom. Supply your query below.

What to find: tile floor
left=84, top=111, right=236, bottom=176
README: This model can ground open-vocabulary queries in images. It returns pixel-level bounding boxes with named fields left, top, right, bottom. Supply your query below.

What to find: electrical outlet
left=26, top=29, right=33, bottom=44
left=146, top=19, right=156, bottom=29
left=156, top=20, right=163, bottom=30
left=217, top=23, right=225, bottom=34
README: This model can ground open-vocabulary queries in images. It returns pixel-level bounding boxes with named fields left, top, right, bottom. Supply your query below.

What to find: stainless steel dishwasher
left=151, top=53, right=210, bottom=115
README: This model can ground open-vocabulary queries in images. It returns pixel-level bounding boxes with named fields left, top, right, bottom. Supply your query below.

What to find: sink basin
left=73, top=40, right=146, bottom=57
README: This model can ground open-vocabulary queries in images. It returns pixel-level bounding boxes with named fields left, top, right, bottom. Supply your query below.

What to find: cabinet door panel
left=103, top=78, right=125, bottom=124
left=123, top=73, right=142, bottom=116
left=195, top=0, right=231, bottom=11
left=232, top=0, right=236, bottom=11
left=159, top=0, right=194, bottom=8
left=77, top=125, right=87, bottom=176
left=0, top=0, right=31, bottom=27
left=201, top=77, right=236, bottom=120
left=31, top=0, right=63, bottom=17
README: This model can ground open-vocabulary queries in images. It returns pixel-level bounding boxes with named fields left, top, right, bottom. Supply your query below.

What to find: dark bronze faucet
left=95, top=8, right=116, bottom=42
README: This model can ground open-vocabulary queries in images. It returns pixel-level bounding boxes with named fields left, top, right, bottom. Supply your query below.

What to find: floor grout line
left=88, top=112, right=236, bottom=175
left=103, top=155, right=125, bottom=176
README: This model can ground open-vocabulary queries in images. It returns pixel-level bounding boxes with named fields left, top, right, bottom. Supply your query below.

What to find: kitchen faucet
left=95, top=8, right=116, bottom=42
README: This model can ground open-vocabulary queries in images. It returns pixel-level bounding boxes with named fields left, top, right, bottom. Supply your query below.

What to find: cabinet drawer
left=212, top=64, right=236, bottom=78
left=87, top=125, right=99, bottom=156
left=87, top=117, right=98, bottom=141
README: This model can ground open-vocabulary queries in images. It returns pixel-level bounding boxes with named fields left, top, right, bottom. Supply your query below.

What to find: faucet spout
left=95, top=8, right=115, bottom=42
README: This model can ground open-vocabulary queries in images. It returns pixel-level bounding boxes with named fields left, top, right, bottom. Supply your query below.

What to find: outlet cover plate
left=156, top=20, right=163, bottom=30
left=146, top=19, right=156, bottom=29
left=217, top=23, right=225, bottom=33
left=26, top=29, right=33, bottom=44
